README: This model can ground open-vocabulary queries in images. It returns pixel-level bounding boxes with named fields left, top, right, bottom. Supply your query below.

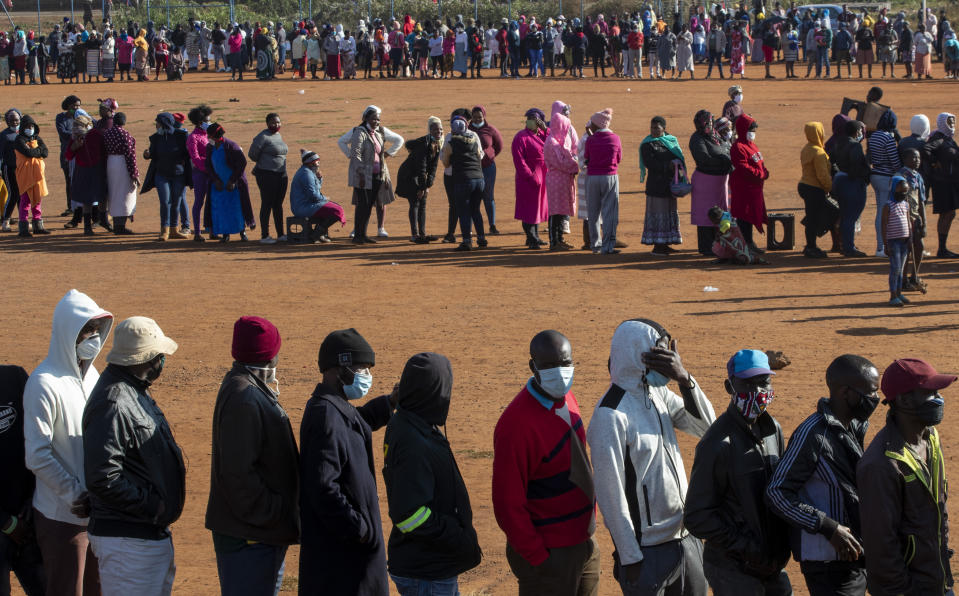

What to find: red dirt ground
left=3, top=63, right=958, bottom=595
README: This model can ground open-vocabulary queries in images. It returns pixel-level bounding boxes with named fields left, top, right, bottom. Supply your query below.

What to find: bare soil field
left=3, top=63, right=958, bottom=595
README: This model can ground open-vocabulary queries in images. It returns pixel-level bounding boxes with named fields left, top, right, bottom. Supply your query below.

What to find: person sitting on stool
left=289, top=149, right=346, bottom=243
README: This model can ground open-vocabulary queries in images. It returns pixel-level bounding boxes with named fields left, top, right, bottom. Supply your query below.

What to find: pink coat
left=543, top=102, right=579, bottom=216
left=512, top=128, right=548, bottom=224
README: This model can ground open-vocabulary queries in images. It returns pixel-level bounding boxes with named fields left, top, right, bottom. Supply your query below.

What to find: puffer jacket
left=382, top=353, right=481, bottom=580
left=83, top=364, right=185, bottom=538
left=684, top=402, right=791, bottom=580
left=394, top=134, right=440, bottom=200
left=586, top=320, right=715, bottom=567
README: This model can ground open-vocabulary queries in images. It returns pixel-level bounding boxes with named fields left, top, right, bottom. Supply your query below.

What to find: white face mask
left=537, top=366, right=575, bottom=399
left=723, top=130, right=733, bottom=140
left=22, top=127, right=34, bottom=137
left=247, top=365, right=279, bottom=394
left=734, top=93, right=743, bottom=103
left=76, top=333, right=102, bottom=360
left=747, top=131, right=756, bottom=141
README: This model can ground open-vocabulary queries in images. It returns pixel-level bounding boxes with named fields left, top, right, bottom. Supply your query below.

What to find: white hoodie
left=586, top=320, right=716, bottom=566
left=24, top=290, right=112, bottom=525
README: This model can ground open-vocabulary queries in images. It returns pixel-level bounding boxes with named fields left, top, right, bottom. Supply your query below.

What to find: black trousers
left=406, top=195, right=426, bottom=236
left=61, top=161, right=72, bottom=211
left=740, top=221, right=755, bottom=246
left=2, top=171, right=19, bottom=220
left=800, top=560, right=866, bottom=596
left=444, top=174, right=456, bottom=237
left=697, top=226, right=715, bottom=254
left=254, top=169, right=288, bottom=238
left=353, top=177, right=382, bottom=240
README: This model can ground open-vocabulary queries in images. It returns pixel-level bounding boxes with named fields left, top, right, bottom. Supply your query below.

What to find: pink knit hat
left=590, top=108, right=613, bottom=129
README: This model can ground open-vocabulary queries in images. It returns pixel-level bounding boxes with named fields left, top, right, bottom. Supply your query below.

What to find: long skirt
left=341, top=52, right=355, bottom=77
left=106, top=155, right=137, bottom=216
left=326, top=52, right=341, bottom=78
left=71, top=163, right=105, bottom=206
left=210, top=146, right=246, bottom=234
left=641, top=194, right=682, bottom=245
left=0, top=56, right=8, bottom=81
left=453, top=44, right=468, bottom=73
left=256, top=48, right=275, bottom=79
left=134, top=49, right=148, bottom=77
left=690, top=170, right=729, bottom=225
left=86, top=49, right=100, bottom=76
left=101, top=55, right=115, bottom=79
left=915, top=51, right=932, bottom=75
left=57, top=52, right=76, bottom=79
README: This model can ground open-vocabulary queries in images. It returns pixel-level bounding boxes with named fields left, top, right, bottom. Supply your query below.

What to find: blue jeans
left=871, top=174, right=892, bottom=252
left=816, top=47, right=830, bottom=76
left=390, top=574, right=459, bottom=596
left=215, top=542, right=287, bottom=596
left=833, top=173, right=867, bottom=253
left=706, top=50, right=724, bottom=77
left=482, top=162, right=497, bottom=226
left=887, top=237, right=909, bottom=294
left=155, top=173, right=186, bottom=228
left=0, top=530, right=45, bottom=596
left=509, top=50, right=521, bottom=76
left=454, top=177, right=485, bottom=242
left=528, top=49, right=544, bottom=76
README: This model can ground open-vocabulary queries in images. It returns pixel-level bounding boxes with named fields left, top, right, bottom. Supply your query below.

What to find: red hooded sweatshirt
left=729, top=113, right=769, bottom=231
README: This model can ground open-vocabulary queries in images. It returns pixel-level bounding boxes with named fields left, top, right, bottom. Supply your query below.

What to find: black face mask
left=898, top=395, right=945, bottom=427
left=850, top=392, right=880, bottom=421
left=146, top=355, right=166, bottom=383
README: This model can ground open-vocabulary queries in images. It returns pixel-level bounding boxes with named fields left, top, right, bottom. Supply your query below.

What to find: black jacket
left=924, top=131, right=959, bottom=184
left=684, top=403, right=791, bottom=579
left=382, top=353, right=481, bottom=580
left=689, top=131, right=733, bottom=177
left=641, top=139, right=678, bottom=198
left=0, top=366, right=33, bottom=524
left=832, top=137, right=871, bottom=183
left=298, top=384, right=393, bottom=596
left=82, top=365, right=186, bottom=539
left=205, top=364, right=299, bottom=546
left=394, top=135, right=440, bottom=199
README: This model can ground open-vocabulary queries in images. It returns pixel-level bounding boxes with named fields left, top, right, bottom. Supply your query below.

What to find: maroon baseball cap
left=880, top=358, right=957, bottom=403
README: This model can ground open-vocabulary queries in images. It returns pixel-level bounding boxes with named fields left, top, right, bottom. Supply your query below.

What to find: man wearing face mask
left=492, top=330, right=600, bottom=596
left=0, top=109, right=22, bottom=232
left=206, top=316, right=299, bottom=595
left=765, top=354, right=880, bottom=595
left=684, top=349, right=791, bottom=595
left=381, top=352, right=482, bottom=595
left=24, top=289, right=113, bottom=596
left=299, top=328, right=396, bottom=596
left=858, top=358, right=956, bottom=596
left=81, top=316, right=183, bottom=596
left=587, top=319, right=714, bottom=596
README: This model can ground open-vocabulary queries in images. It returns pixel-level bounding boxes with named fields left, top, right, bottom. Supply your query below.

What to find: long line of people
left=2, top=290, right=954, bottom=596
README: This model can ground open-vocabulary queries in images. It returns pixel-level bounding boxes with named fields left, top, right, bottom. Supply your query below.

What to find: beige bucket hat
left=106, top=316, right=178, bottom=366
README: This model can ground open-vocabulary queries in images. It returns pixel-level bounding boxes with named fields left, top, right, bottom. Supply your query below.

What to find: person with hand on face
left=512, top=108, right=550, bottom=249
left=298, top=328, right=395, bottom=596
left=858, top=359, right=956, bottom=596
left=289, top=149, right=346, bottom=243
left=81, top=317, right=182, bottom=596
left=765, top=355, right=881, bottom=596
left=587, top=319, right=714, bottom=596
left=206, top=316, right=299, bottom=595
left=492, top=330, right=599, bottom=596
left=684, top=349, right=792, bottom=596
left=382, top=353, right=482, bottom=595
left=24, top=289, right=113, bottom=596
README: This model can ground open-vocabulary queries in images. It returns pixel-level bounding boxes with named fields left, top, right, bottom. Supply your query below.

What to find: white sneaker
left=277, top=235, right=288, bottom=242
left=875, top=249, right=886, bottom=258
left=377, top=227, right=389, bottom=237
left=0, top=220, right=9, bottom=232
left=260, top=237, right=277, bottom=245
left=349, top=229, right=355, bottom=238
left=562, top=219, right=571, bottom=234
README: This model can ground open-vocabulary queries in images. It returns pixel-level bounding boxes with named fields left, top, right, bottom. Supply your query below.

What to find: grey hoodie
left=586, top=320, right=715, bottom=566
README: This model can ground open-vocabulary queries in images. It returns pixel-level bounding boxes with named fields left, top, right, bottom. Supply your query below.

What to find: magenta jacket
left=584, top=130, right=622, bottom=176
left=511, top=128, right=548, bottom=225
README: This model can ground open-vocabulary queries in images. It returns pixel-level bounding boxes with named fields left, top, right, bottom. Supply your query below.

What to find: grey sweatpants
left=613, top=534, right=707, bottom=596
left=587, top=174, right=619, bottom=253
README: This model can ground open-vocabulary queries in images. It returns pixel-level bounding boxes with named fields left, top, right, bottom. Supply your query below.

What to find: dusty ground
left=3, top=62, right=959, bottom=595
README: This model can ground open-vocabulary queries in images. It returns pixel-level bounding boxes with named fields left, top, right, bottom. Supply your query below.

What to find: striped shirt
left=886, top=198, right=910, bottom=239
left=867, top=130, right=902, bottom=176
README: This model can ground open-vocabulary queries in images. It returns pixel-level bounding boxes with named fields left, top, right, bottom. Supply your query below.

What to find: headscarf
left=362, top=105, right=381, bottom=120
left=639, top=116, right=685, bottom=183
left=876, top=109, right=898, bottom=132
left=525, top=107, right=546, bottom=122
left=546, top=101, right=578, bottom=157
left=99, top=97, right=119, bottom=114
left=590, top=108, right=612, bottom=129
left=936, top=112, right=955, bottom=137
left=888, top=174, right=907, bottom=203
left=693, top=109, right=720, bottom=145
left=472, top=105, right=486, bottom=118
left=910, top=114, right=931, bottom=140
left=450, top=116, right=467, bottom=134
left=714, top=116, right=732, bottom=137
left=206, top=122, right=225, bottom=138
left=155, top=112, right=176, bottom=135
left=825, top=113, right=851, bottom=155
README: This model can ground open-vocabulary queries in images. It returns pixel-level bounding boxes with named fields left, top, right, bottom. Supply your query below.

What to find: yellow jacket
left=800, top=122, right=832, bottom=192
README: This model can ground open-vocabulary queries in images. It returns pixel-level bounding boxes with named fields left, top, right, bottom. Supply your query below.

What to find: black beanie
left=318, top=328, right=375, bottom=372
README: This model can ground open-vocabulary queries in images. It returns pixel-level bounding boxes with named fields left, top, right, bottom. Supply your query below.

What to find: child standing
left=882, top=175, right=912, bottom=306
left=783, top=24, right=799, bottom=78
left=897, top=149, right=927, bottom=291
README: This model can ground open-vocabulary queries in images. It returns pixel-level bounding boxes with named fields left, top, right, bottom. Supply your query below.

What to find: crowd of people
left=1, top=83, right=956, bottom=305
left=2, top=2, right=959, bottom=83
left=1, top=291, right=954, bottom=596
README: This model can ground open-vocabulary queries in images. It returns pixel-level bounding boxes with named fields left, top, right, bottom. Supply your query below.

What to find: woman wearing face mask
left=867, top=110, right=902, bottom=257
left=13, top=115, right=49, bottom=238
left=721, top=85, right=744, bottom=126
left=65, top=112, right=106, bottom=234
left=468, top=105, right=503, bottom=235
left=186, top=104, right=213, bottom=241
left=441, top=116, right=487, bottom=251
left=729, top=114, right=769, bottom=254
left=924, top=112, right=959, bottom=258
left=395, top=116, right=443, bottom=243
left=831, top=120, right=871, bottom=257
left=142, top=112, right=193, bottom=241
left=689, top=110, right=733, bottom=256
left=248, top=113, right=289, bottom=244
left=640, top=115, right=686, bottom=256
left=204, top=122, right=255, bottom=242
left=543, top=101, right=578, bottom=250
left=512, top=107, right=549, bottom=249
left=102, top=112, right=139, bottom=235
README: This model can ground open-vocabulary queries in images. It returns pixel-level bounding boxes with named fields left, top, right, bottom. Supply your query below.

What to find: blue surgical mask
left=200, top=121, right=211, bottom=130
left=22, top=127, right=34, bottom=137
left=644, top=369, right=671, bottom=387
left=342, top=370, right=373, bottom=400
left=537, top=366, right=575, bottom=399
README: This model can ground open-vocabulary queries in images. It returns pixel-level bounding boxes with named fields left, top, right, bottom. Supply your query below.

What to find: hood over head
left=609, top=319, right=669, bottom=394
left=735, top=113, right=756, bottom=141
left=831, top=113, right=852, bottom=136
left=18, top=115, right=38, bottom=137
left=398, top=352, right=453, bottom=426
left=45, top=289, right=113, bottom=379
left=804, top=121, right=824, bottom=147
left=910, top=114, right=931, bottom=139
left=876, top=109, right=898, bottom=132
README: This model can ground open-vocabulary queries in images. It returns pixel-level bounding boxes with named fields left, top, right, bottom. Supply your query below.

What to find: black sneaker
left=454, top=242, right=472, bottom=251
left=488, top=225, right=500, bottom=235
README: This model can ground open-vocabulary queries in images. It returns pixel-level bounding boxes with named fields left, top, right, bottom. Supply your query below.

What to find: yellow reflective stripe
left=397, top=506, right=431, bottom=533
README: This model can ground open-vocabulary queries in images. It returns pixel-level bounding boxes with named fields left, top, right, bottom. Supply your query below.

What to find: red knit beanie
left=232, top=316, right=281, bottom=363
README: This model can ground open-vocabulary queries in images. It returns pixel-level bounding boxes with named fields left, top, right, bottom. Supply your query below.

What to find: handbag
left=670, top=160, right=693, bottom=197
